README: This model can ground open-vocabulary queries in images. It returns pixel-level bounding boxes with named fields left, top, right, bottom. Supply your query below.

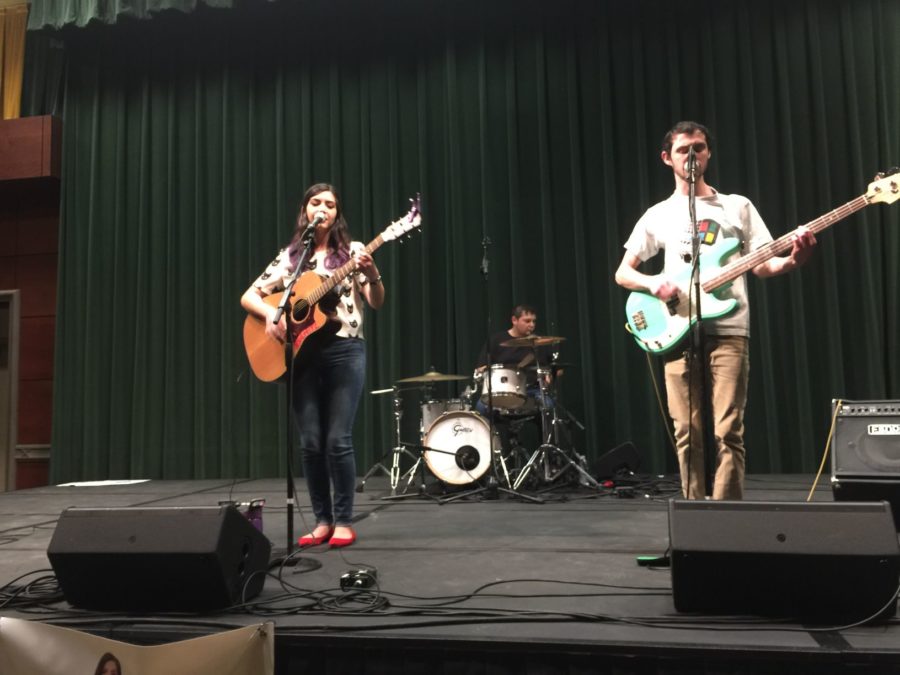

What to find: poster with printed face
left=0, top=619, right=274, bottom=675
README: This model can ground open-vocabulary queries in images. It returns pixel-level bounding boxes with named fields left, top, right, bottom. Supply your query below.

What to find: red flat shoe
left=298, top=526, right=334, bottom=547
left=329, top=529, right=356, bottom=548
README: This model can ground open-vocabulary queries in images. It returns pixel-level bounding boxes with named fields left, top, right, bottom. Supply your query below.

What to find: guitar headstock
left=381, top=193, right=423, bottom=242
left=866, top=170, right=900, bottom=205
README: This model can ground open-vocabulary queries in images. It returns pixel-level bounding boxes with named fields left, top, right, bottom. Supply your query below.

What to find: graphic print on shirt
left=679, top=219, right=722, bottom=264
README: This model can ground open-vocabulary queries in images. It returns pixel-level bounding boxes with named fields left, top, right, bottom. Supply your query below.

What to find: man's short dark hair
left=661, top=121, right=714, bottom=155
left=511, top=304, right=537, bottom=318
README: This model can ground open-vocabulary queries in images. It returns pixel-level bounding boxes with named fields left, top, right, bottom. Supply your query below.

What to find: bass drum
left=423, top=411, right=498, bottom=485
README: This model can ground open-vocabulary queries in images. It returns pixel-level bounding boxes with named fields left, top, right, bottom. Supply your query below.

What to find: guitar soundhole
left=292, top=300, right=310, bottom=322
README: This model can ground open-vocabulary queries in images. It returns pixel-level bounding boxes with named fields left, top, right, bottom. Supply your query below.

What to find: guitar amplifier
left=831, top=399, right=900, bottom=529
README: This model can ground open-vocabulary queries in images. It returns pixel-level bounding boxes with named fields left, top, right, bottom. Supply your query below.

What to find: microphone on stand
left=306, top=212, right=327, bottom=232
left=686, top=146, right=697, bottom=184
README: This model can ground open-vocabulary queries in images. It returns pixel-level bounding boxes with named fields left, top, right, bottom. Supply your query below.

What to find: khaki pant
left=664, top=335, right=749, bottom=500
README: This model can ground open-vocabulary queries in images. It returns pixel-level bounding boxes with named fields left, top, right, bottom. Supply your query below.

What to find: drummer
left=474, top=304, right=557, bottom=416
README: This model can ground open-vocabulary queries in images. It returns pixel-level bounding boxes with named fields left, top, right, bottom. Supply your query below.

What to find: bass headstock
left=867, top=170, right=900, bottom=205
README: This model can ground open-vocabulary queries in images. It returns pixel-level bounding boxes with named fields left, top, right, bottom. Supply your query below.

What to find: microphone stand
left=440, top=237, right=542, bottom=504
left=271, top=221, right=316, bottom=562
left=685, top=148, right=714, bottom=498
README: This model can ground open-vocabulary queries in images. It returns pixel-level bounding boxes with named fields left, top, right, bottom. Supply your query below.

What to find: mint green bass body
left=624, top=237, right=741, bottom=355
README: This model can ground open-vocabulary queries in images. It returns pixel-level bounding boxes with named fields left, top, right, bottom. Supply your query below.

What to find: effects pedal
left=340, top=567, right=377, bottom=590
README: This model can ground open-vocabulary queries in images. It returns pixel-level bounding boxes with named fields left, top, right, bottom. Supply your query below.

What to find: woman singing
left=241, top=183, right=384, bottom=548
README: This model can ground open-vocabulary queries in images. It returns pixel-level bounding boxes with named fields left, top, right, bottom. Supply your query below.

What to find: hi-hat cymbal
left=396, top=369, right=469, bottom=384
left=500, top=335, right=566, bottom=348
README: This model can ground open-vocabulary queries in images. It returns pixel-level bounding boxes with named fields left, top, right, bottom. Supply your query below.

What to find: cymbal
left=396, top=369, right=469, bottom=384
left=500, top=335, right=566, bottom=348
left=523, top=361, right=576, bottom=370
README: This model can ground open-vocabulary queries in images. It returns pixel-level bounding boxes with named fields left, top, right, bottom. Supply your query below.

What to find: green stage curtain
left=21, top=33, right=66, bottom=116
left=28, top=0, right=240, bottom=30
left=45, top=0, right=900, bottom=483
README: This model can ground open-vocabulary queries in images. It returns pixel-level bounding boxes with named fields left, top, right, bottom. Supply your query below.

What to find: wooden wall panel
left=17, top=378, right=52, bottom=445
left=19, top=315, right=54, bottom=380
left=14, top=253, right=56, bottom=317
left=0, top=126, right=61, bottom=488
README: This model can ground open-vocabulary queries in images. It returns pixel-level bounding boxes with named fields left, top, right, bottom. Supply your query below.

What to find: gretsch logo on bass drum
left=452, top=423, right=474, bottom=436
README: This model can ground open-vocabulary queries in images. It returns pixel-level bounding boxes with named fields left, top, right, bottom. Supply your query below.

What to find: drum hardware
left=357, top=385, right=427, bottom=496
left=363, top=368, right=485, bottom=500
left=512, top=365, right=600, bottom=490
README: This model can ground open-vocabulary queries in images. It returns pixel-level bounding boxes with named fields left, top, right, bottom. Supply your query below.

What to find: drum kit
left=358, top=335, right=599, bottom=498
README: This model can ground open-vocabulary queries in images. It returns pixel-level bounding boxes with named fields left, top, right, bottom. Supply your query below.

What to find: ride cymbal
left=499, top=335, right=566, bottom=348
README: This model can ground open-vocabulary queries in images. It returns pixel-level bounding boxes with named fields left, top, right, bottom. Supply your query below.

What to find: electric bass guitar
left=244, top=196, right=421, bottom=381
left=625, top=171, right=900, bottom=355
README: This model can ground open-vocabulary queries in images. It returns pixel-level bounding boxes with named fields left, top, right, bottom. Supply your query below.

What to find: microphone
left=306, top=212, right=327, bottom=231
left=686, top=146, right=697, bottom=183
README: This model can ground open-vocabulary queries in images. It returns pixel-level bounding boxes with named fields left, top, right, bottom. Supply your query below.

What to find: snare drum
left=480, top=364, right=527, bottom=410
left=423, top=411, right=498, bottom=484
left=420, top=398, right=468, bottom=434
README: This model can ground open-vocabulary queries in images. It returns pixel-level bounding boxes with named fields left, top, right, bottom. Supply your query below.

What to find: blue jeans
left=292, top=337, right=365, bottom=527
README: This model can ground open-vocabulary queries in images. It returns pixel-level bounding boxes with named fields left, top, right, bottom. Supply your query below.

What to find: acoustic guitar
left=244, top=197, right=421, bottom=381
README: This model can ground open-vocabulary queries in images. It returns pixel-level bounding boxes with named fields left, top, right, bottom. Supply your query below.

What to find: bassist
left=614, top=121, right=816, bottom=500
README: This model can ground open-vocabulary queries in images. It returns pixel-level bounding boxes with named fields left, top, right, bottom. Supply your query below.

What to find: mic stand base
left=267, top=549, right=321, bottom=571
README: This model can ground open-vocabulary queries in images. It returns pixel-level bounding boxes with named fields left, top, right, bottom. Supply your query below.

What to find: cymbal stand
left=381, top=438, right=441, bottom=502
left=513, top=366, right=601, bottom=490
left=379, top=385, right=444, bottom=502
left=357, top=386, right=419, bottom=495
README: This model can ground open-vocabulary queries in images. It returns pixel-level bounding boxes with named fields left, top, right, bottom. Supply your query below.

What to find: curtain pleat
left=46, top=0, right=900, bottom=482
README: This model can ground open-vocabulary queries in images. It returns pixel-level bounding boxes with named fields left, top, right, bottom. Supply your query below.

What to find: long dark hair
left=94, top=653, right=122, bottom=675
left=289, top=182, right=352, bottom=270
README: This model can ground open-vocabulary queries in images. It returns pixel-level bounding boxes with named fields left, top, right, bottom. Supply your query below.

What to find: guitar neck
left=702, top=193, right=870, bottom=293
left=305, top=235, right=386, bottom=304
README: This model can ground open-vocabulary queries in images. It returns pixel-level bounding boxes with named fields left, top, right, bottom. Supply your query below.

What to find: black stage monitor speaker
left=831, top=399, right=900, bottom=528
left=669, top=500, right=900, bottom=622
left=48, top=505, right=272, bottom=611
left=595, top=441, right=642, bottom=479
